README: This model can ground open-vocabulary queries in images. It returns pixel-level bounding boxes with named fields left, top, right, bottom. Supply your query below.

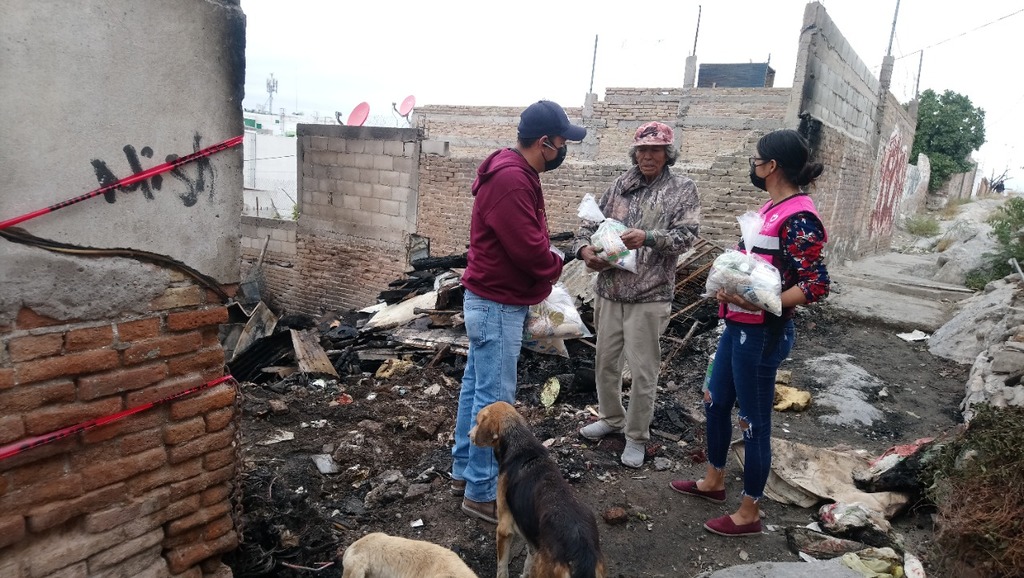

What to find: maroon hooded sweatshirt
left=460, top=148, right=563, bottom=305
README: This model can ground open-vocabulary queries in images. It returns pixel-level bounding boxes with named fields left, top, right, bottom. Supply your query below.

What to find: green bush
left=964, top=197, right=1024, bottom=288
left=905, top=215, right=940, bottom=237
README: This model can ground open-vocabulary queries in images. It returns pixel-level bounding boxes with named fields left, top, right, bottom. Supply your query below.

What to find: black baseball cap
left=517, top=100, right=587, bottom=141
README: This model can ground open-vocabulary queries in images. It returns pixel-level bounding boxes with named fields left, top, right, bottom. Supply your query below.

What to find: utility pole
left=692, top=5, right=701, bottom=56
left=886, top=0, right=900, bottom=56
left=589, top=34, right=598, bottom=95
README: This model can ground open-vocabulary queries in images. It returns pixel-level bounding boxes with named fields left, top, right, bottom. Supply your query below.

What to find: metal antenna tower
left=266, top=73, right=278, bottom=114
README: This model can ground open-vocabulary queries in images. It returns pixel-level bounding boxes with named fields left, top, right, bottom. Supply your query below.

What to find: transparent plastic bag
left=704, top=211, right=782, bottom=316
left=524, top=283, right=592, bottom=340
left=577, top=194, right=638, bottom=273
left=591, top=219, right=638, bottom=273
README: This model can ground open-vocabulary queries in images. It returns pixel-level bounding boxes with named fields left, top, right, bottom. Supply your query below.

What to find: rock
left=601, top=507, right=628, bottom=525
left=653, top=457, right=673, bottom=471
left=991, top=345, right=1024, bottom=374
left=268, top=399, right=289, bottom=414
left=404, top=483, right=431, bottom=501
left=311, top=454, right=339, bottom=474
left=929, top=277, right=1024, bottom=364
left=364, top=470, right=409, bottom=509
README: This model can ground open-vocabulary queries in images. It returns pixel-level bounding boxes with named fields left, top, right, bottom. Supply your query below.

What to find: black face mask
left=543, top=141, right=567, bottom=171
left=749, top=167, right=767, bottom=191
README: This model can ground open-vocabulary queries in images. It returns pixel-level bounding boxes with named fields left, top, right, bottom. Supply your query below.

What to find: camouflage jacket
left=573, top=166, right=700, bottom=303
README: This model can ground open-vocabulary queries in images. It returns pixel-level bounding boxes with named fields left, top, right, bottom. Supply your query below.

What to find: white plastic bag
left=523, top=337, right=569, bottom=357
left=577, top=193, right=606, bottom=223
left=524, top=284, right=592, bottom=340
left=704, top=211, right=782, bottom=316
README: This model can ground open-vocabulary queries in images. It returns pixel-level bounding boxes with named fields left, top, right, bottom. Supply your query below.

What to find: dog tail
left=570, top=551, right=604, bottom=578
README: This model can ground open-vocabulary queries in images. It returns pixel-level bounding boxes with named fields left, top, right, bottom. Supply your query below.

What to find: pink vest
left=721, top=194, right=826, bottom=324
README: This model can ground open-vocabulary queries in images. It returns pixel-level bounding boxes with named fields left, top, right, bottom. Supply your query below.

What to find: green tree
left=911, top=89, right=986, bottom=192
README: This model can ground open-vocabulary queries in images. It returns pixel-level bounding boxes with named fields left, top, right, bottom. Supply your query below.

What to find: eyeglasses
left=749, top=156, right=767, bottom=169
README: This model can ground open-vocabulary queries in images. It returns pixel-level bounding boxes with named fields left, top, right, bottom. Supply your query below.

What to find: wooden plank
left=290, top=329, right=339, bottom=377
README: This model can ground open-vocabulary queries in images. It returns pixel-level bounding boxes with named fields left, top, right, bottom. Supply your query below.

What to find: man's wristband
left=643, top=231, right=655, bottom=247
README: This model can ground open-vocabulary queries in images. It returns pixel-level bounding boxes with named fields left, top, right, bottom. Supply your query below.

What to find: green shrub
left=905, top=215, right=940, bottom=237
left=291, top=204, right=300, bottom=221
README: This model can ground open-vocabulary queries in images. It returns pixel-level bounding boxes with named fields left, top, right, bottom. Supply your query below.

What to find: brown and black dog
left=470, top=401, right=606, bottom=578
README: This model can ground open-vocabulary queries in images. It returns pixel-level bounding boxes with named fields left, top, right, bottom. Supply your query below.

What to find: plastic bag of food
left=522, top=337, right=569, bottom=357
left=524, top=284, right=592, bottom=340
left=590, top=218, right=638, bottom=273
left=576, top=194, right=638, bottom=273
left=704, top=211, right=782, bottom=316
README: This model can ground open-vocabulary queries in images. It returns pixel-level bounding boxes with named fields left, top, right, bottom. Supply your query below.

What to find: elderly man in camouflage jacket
left=573, top=121, right=701, bottom=468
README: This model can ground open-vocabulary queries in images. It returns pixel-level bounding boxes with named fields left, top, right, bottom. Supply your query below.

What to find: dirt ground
left=222, top=300, right=969, bottom=578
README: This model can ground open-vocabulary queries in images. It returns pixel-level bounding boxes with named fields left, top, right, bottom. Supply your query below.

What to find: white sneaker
left=621, top=439, right=646, bottom=468
left=579, top=420, right=622, bottom=441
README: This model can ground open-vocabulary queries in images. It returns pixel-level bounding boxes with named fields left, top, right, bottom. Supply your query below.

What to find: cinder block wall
left=240, top=216, right=300, bottom=313
left=289, top=125, right=422, bottom=314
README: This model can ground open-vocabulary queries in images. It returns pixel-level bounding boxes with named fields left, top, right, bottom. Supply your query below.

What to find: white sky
left=241, top=0, right=1023, bottom=184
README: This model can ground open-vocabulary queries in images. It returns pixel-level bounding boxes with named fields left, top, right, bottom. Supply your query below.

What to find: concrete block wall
left=0, top=271, right=238, bottom=578
left=240, top=217, right=301, bottom=313
left=415, top=104, right=589, bottom=164
left=289, top=125, right=422, bottom=313
left=591, top=88, right=685, bottom=162
left=940, top=165, right=978, bottom=202
left=788, top=2, right=880, bottom=144
left=675, top=88, right=791, bottom=168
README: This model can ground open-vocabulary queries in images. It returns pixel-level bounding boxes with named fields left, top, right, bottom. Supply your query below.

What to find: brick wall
left=0, top=271, right=238, bottom=577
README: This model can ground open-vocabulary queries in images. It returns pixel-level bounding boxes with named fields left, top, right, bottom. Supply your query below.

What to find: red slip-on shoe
left=668, top=480, right=726, bottom=504
left=703, top=514, right=762, bottom=537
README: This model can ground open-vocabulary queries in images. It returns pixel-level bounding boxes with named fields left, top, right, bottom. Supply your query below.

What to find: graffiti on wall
left=91, top=133, right=217, bottom=207
left=869, top=128, right=909, bottom=239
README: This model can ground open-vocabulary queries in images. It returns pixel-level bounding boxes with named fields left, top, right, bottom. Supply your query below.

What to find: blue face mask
left=543, top=139, right=567, bottom=171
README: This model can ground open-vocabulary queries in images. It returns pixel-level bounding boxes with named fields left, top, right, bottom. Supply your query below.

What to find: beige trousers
left=593, top=296, right=672, bottom=442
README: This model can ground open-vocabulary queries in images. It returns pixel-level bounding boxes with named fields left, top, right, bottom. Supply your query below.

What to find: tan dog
left=340, top=532, right=478, bottom=578
left=470, top=401, right=606, bottom=578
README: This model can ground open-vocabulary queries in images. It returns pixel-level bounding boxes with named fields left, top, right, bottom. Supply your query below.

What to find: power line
left=896, top=7, right=1024, bottom=60
left=244, top=154, right=296, bottom=162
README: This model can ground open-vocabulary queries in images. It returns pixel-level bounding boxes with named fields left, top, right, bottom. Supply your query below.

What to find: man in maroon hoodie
left=452, top=100, right=586, bottom=523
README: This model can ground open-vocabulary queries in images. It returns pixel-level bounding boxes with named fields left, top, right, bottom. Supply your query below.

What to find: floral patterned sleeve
left=780, top=212, right=830, bottom=303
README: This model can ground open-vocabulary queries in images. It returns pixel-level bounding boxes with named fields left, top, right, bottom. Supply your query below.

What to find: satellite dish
left=335, top=111, right=345, bottom=125
left=347, top=102, right=370, bottom=127
left=398, top=95, right=416, bottom=117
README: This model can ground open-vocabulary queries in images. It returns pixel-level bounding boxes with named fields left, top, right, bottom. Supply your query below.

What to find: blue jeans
left=705, top=320, right=795, bottom=500
left=451, top=289, right=528, bottom=503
